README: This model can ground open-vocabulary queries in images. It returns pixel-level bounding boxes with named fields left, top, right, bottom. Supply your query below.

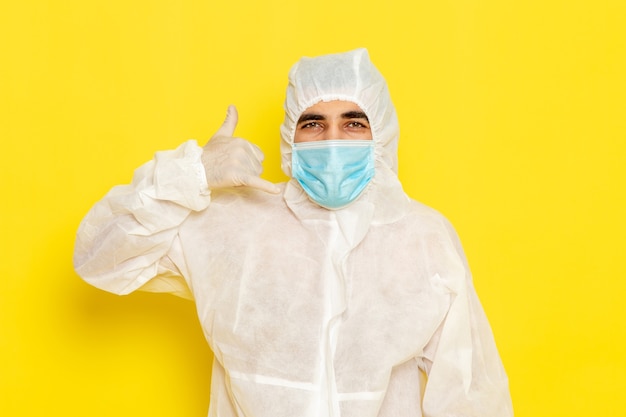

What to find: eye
left=347, top=121, right=370, bottom=129
left=300, top=121, right=322, bottom=129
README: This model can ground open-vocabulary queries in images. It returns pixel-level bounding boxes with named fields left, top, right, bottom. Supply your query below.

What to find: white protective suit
left=74, top=48, right=513, bottom=417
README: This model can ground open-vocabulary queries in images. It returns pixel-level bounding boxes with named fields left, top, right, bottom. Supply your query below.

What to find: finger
left=212, top=105, right=239, bottom=138
left=244, top=176, right=281, bottom=194
left=248, top=142, right=265, bottom=162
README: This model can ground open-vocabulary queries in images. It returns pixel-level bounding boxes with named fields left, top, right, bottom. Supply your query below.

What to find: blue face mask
left=291, top=140, right=375, bottom=209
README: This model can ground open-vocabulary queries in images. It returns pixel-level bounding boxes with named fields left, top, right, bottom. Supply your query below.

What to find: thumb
left=212, top=105, right=238, bottom=138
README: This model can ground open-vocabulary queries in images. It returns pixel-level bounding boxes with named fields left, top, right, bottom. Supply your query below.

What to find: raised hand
left=201, top=105, right=280, bottom=194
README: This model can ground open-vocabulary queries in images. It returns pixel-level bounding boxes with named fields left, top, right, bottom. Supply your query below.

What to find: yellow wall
left=1, top=1, right=625, bottom=416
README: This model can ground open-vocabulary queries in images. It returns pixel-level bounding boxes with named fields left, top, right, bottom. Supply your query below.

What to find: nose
left=323, top=123, right=341, bottom=140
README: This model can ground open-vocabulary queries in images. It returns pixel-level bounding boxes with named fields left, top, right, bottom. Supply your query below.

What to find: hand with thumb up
left=201, top=105, right=280, bottom=194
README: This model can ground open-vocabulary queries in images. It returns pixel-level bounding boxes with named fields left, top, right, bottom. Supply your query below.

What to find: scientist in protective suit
left=74, top=48, right=514, bottom=417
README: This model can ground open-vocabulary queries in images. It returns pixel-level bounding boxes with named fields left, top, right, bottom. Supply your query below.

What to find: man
left=74, top=48, right=513, bottom=417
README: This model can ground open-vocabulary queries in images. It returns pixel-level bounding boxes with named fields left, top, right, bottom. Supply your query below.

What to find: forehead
left=300, top=100, right=366, bottom=116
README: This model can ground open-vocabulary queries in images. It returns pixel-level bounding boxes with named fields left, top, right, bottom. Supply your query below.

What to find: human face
left=293, top=100, right=372, bottom=143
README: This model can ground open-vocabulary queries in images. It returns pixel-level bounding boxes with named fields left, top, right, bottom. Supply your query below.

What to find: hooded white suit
left=74, top=48, right=513, bottom=417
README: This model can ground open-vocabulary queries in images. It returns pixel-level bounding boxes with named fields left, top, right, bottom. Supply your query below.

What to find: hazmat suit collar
left=284, top=161, right=411, bottom=225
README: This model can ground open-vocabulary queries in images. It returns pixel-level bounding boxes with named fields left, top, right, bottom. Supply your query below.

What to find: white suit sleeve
left=419, top=221, right=514, bottom=417
left=73, top=140, right=211, bottom=298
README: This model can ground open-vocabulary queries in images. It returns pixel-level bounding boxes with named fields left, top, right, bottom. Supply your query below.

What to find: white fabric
left=74, top=48, right=513, bottom=417
left=203, top=105, right=281, bottom=195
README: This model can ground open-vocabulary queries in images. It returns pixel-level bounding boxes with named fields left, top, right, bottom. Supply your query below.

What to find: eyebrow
left=297, top=111, right=369, bottom=124
left=297, top=113, right=325, bottom=123
left=342, top=111, right=369, bottom=121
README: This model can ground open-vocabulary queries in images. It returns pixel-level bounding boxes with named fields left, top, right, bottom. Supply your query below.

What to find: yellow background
left=1, top=1, right=625, bottom=416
